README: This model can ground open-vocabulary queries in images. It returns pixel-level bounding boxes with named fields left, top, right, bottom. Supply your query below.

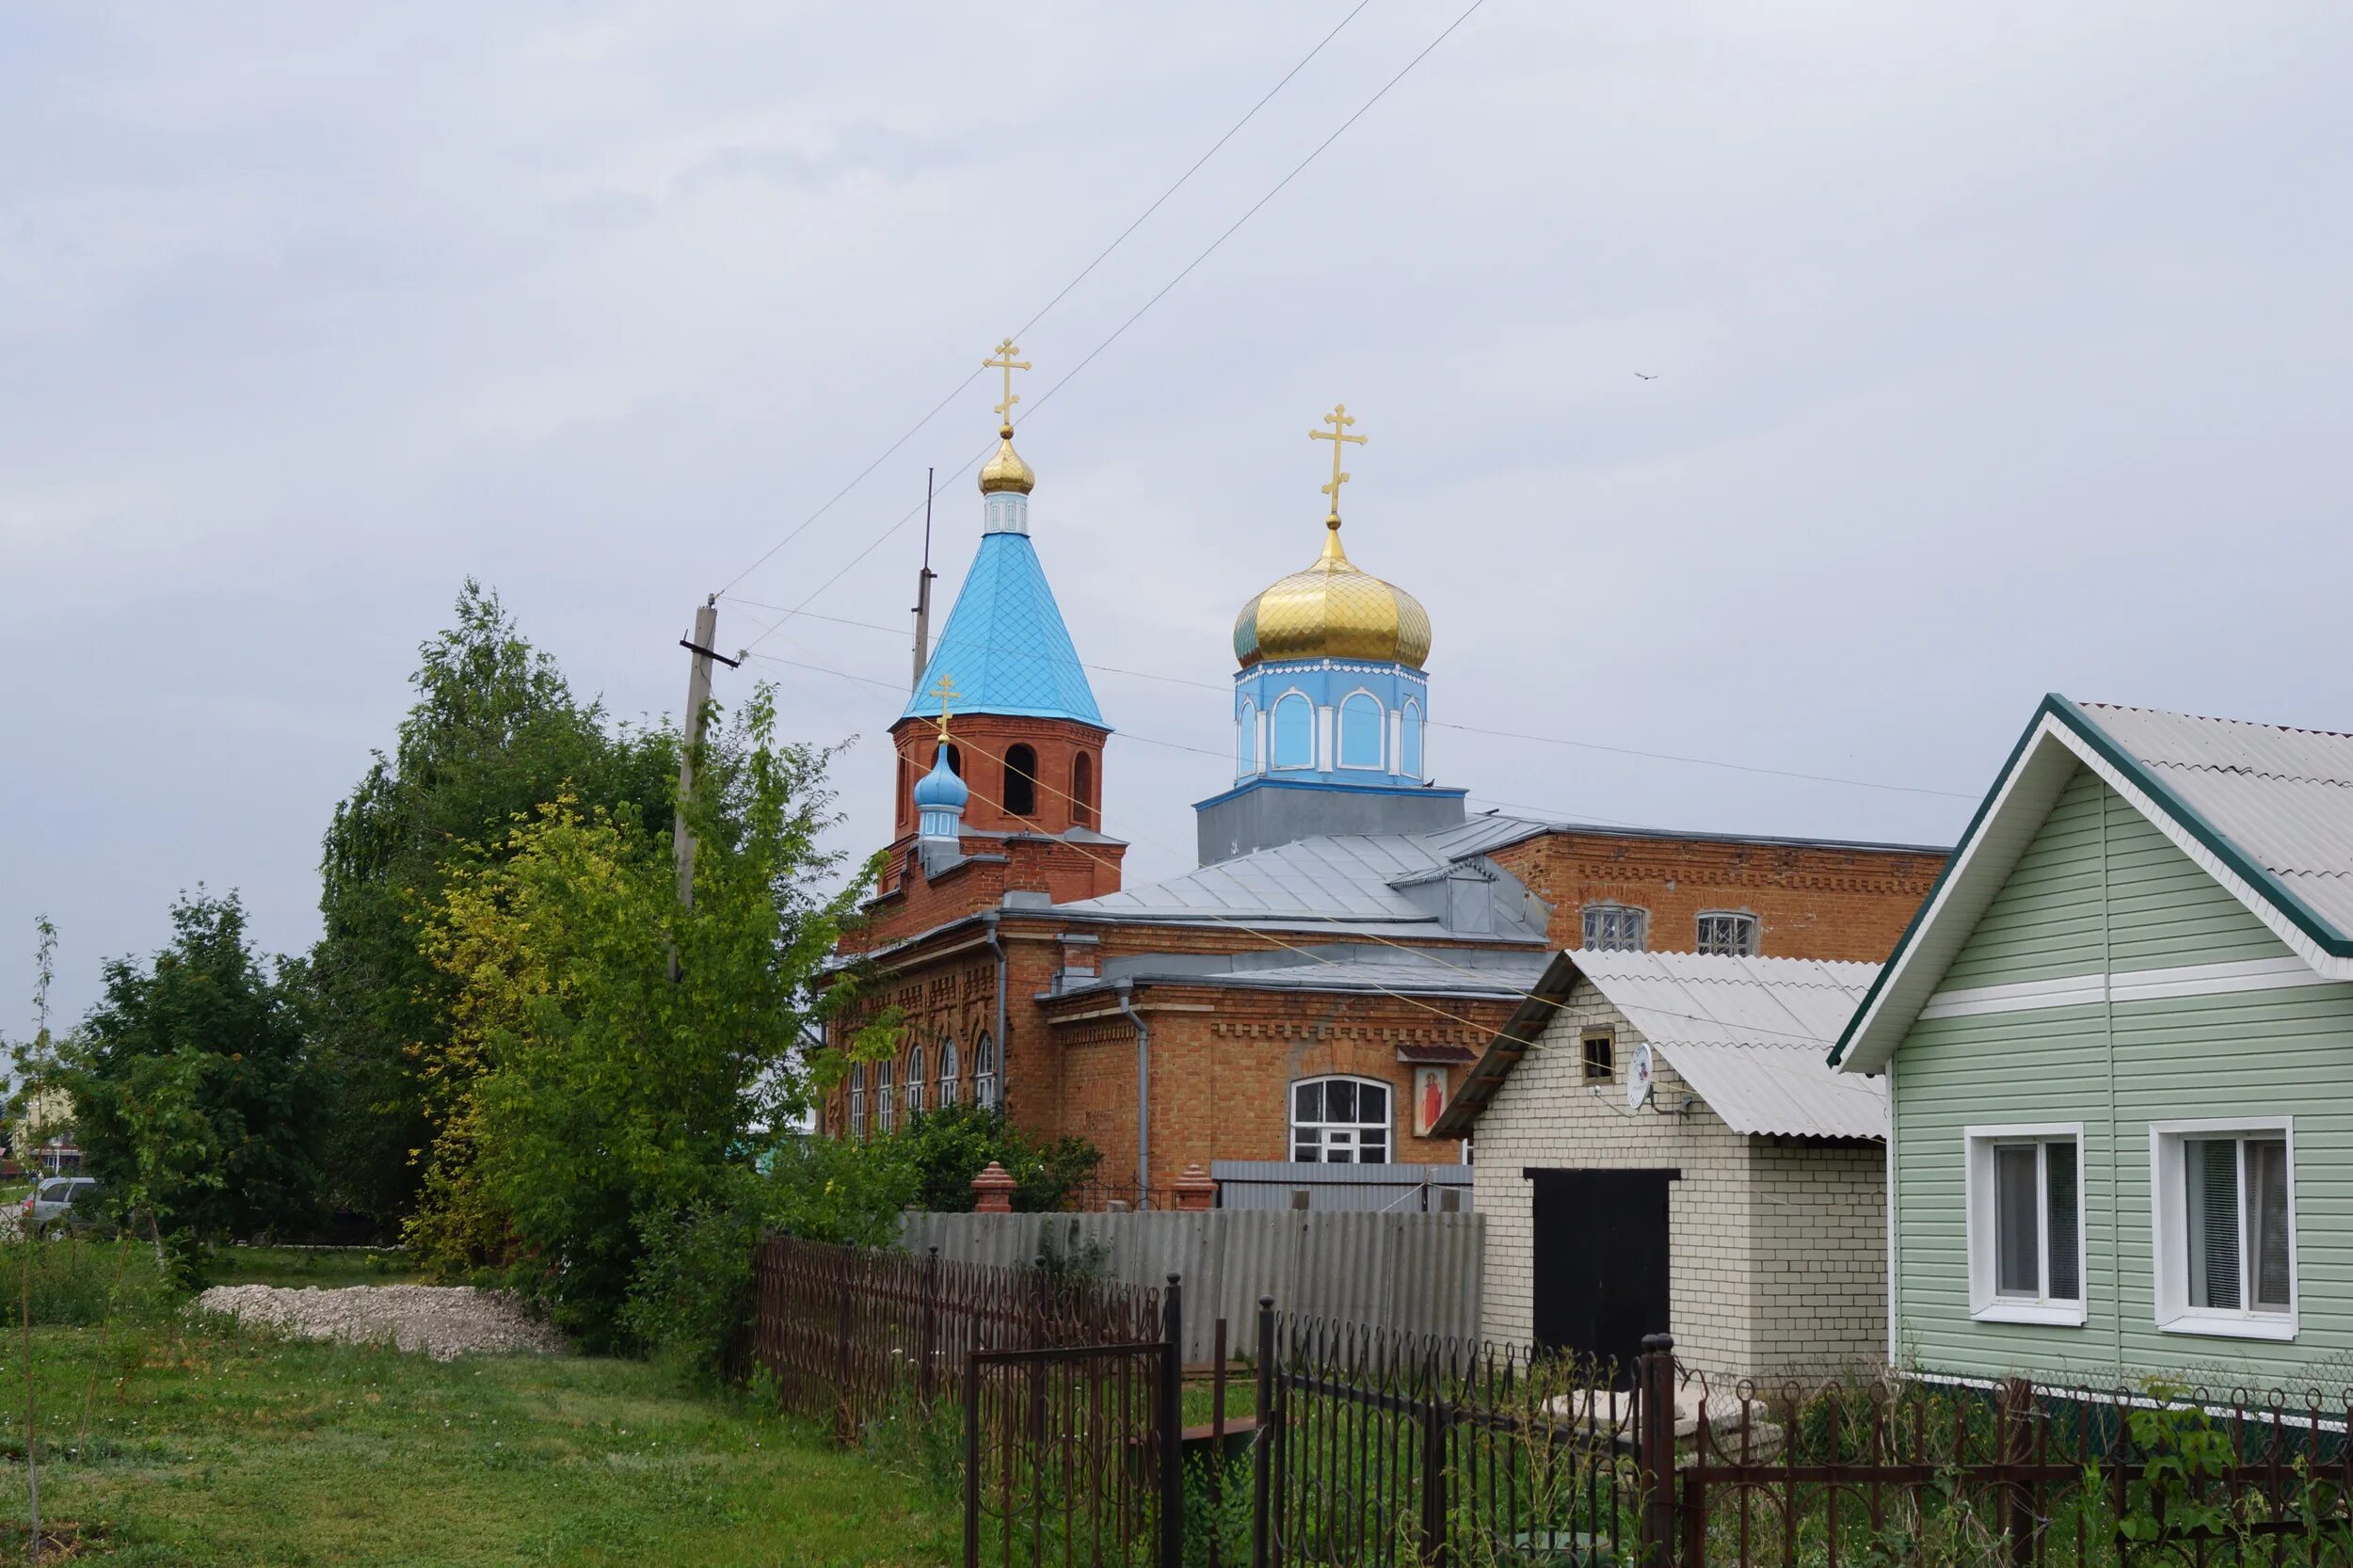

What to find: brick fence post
left=1171, top=1163, right=1216, bottom=1211
left=971, top=1160, right=1017, bottom=1213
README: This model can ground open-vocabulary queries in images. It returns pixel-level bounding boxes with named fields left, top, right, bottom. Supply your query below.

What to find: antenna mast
left=909, top=467, right=936, bottom=693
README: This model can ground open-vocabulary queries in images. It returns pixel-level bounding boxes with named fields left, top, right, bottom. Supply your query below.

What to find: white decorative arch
left=1400, top=698, right=1425, bottom=779
left=1237, top=697, right=1259, bottom=776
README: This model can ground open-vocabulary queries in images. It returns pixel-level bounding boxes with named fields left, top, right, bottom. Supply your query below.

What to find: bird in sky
left=1634, top=373, right=1658, bottom=380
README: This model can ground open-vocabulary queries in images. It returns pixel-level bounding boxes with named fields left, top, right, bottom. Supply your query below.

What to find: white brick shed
left=1433, top=951, right=1888, bottom=1378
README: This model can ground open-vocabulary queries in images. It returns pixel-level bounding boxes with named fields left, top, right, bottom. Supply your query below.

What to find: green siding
left=1893, top=769, right=2342, bottom=1385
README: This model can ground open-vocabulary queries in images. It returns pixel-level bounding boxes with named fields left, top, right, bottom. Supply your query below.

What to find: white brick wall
left=1469, top=980, right=1887, bottom=1377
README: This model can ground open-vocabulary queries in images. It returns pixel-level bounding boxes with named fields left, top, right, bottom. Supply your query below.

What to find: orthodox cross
left=929, top=674, right=960, bottom=745
left=1310, top=403, right=1367, bottom=521
left=984, top=339, right=1031, bottom=432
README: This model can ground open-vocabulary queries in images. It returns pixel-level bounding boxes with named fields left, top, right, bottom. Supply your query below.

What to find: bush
left=875, top=1104, right=1101, bottom=1212
left=0, top=1238, right=179, bottom=1327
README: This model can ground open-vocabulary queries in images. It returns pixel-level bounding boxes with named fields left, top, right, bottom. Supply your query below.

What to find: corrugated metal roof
left=2082, top=703, right=2353, bottom=936
left=1573, top=951, right=1886, bottom=1139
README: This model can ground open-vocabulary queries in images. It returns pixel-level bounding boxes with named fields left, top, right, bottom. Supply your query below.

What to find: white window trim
left=1581, top=903, right=1649, bottom=953
left=1237, top=699, right=1259, bottom=777
left=1289, top=1074, right=1394, bottom=1164
left=1399, top=699, right=1424, bottom=780
left=2149, top=1116, right=2297, bottom=1342
left=1271, top=692, right=1316, bottom=772
left=1963, top=1123, right=2089, bottom=1326
left=1337, top=689, right=1386, bottom=772
left=1695, top=909, right=1760, bottom=957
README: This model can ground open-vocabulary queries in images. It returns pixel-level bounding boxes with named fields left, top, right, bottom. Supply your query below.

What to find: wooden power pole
left=674, top=596, right=740, bottom=912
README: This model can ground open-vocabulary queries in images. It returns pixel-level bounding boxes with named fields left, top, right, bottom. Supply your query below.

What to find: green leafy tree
left=308, top=581, right=674, bottom=1223
left=876, top=1103, right=1102, bottom=1213
left=406, top=684, right=886, bottom=1349
left=59, top=891, right=318, bottom=1272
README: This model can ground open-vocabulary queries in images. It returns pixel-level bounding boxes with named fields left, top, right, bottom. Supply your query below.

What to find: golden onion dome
left=1233, top=520, right=1431, bottom=670
left=978, top=425, right=1035, bottom=495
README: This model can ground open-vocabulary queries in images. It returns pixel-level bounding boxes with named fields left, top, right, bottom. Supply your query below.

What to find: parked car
left=23, top=1176, right=107, bottom=1238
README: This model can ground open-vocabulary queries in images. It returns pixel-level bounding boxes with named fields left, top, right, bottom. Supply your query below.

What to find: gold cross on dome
left=984, top=339, right=1031, bottom=433
left=1310, top=403, right=1367, bottom=521
left=928, top=674, right=960, bottom=744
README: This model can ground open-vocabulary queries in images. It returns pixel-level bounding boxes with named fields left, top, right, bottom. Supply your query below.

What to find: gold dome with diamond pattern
left=1232, top=520, right=1432, bottom=669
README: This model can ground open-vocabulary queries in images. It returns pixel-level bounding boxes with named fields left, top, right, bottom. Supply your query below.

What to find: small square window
left=1581, top=1030, right=1615, bottom=1081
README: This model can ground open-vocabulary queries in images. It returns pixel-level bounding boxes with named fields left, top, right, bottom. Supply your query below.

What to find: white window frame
left=1289, top=1074, right=1392, bottom=1164
left=848, top=1064, right=867, bottom=1139
left=1581, top=904, right=1648, bottom=953
left=1695, top=910, right=1760, bottom=957
left=1963, top=1123, right=2089, bottom=1326
left=876, top=1060, right=895, bottom=1133
left=1271, top=692, right=1315, bottom=772
left=1337, top=691, right=1385, bottom=772
left=972, top=1033, right=997, bottom=1111
left=938, top=1039, right=960, bottom=1108
left=2149, top=1116, right=2297, bottom=1342
left=904, top=1046, right=925, bottom=1117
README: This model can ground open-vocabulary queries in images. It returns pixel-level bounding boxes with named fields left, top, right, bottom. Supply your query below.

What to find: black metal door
left=1529, top=1168, right=1674, bottom=1383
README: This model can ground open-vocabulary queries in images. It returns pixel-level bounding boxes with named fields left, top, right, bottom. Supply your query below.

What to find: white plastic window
left=938, top=1039, right=960, bottom=1108
left=905, top=1046, right=925, bottom=1117
left=1965, top=1126, right=2086, bottom=1325
left=848, top=1064, right=867, bottom=1138
left=876, top=1060, right=895, bottom=1134
left=2153, top=1120, right=2296, bottom=1338
left=1290, top=1076, right=1391, bottom=1164
left=972, top=1033, right=998, bottom=1111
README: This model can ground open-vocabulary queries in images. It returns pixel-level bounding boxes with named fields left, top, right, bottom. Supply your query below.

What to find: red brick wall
left=1485, top=832, right=1941, bottom=962
left=889, top=713, right=1109, bottom=837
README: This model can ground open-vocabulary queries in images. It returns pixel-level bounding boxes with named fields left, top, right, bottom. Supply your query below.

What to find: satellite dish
left=1627, top=1043, right=1655, bottom=1112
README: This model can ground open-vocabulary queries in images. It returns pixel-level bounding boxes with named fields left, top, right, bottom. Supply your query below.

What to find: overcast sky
left=7, top=2, right=2350, bottom=1025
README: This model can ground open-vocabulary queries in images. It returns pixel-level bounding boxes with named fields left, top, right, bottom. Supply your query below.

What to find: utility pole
left=674, top=596, right=741, bottom=912
left=910, top=467, right=936, bottom=692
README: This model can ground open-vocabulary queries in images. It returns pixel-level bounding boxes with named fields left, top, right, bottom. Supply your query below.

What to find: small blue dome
left=912, top=744, right=968, bottom=810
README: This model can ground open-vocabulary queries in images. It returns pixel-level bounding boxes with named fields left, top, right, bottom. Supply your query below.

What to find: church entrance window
left=1290, top=1076, right=1391, bottom=1163
left=1339, top=693, right=1385, bottom=770
left=1237, top=700, right=1258, bottom=776
left=1273, top=694, right=1314, bottom=770
left=938, top=1039, right=960, bottom=1107
left=1401, top=700, right=1424, bottom=779
left=1003, top=745, right=1038, bottom=816
left=972, top=1033, right=998, bottom=1111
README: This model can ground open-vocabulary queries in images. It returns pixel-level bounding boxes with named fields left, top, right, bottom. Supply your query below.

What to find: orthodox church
left=824, top=348, right=1945, bottom=1207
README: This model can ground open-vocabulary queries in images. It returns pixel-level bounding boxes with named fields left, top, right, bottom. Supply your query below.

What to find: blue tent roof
left=903, top=532, right=1105, bottom=728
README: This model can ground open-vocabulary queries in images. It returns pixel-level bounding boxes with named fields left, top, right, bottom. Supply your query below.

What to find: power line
left=726, top=0, right=1490, bottom=664
left=724, top=595, right=1976, bottom=802
left=711, top=1, right=1377, bottom=600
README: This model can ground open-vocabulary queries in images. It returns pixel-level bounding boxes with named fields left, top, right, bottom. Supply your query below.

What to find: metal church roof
left=903, top=533, right=1104, bottom=727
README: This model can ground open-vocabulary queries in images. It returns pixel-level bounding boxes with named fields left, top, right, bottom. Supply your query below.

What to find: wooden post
left=920, top=1245, right=941, bottom=1411
left=961, top=1347, right=983, bottom=1568
left=674, top=597, right=721, bottom=910
left=1418, top=1340, right=1449, bottom=1564
left=2000, top=1376, right=2037, bottom=1568
left=1638, top=1334, right=1678, bottom=1568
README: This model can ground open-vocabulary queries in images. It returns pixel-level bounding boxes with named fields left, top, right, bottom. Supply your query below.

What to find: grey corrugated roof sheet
left=1574, top=951, right=1886, bottom=1139
left=2083, top=703, right=2353, bottom=936
left=1085, top=951, right=1552, bottom=1000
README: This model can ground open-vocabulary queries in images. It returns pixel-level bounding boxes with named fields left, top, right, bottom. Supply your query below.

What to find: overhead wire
left=723, top=0, right=1492, bottom=664
left=710, top=0, right=1377, bottom=600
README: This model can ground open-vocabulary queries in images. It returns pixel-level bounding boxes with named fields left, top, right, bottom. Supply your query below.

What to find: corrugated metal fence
left=897, top=1208, right=1482, bottom=1362
left=1209, top=1160, right=1474, bottom=1211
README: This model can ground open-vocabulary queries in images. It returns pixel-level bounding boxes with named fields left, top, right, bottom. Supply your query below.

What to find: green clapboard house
left=1834, top=696, right=2353, bottom=1386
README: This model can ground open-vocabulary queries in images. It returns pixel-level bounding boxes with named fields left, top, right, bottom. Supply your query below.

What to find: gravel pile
left=196, top=1284, right=568, bottom=1362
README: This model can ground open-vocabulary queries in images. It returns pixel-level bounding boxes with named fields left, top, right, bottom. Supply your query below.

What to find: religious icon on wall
left=1413, top=1068, right=1448, bottom=1137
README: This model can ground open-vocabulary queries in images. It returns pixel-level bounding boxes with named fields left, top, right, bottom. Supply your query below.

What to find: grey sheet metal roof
left=1053, top=946, right=1552, bottom=1002
left=2082, top=703, right=2353, bottom=937
left=1059, top=832, right=1547, bottom=939
left=1433, top=950, right=1883, bottom=1140
left=1572, top=951, right=1885, bottom=1139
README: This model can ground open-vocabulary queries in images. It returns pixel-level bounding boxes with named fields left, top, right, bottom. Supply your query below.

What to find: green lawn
left=0, top=1302, right=956, bottom=1564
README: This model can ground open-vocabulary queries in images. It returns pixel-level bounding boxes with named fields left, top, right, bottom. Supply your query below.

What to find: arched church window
left=1290, top=1076, right=1391, bottom=1164
left=905, top=1045, right=925, bottom=1117
left=1003, top=744, right=1038, bottom=816
left=1339, top=693, right=1384, bottom=770
left=972, top=1033, right=998, bottom=1110
left=897, top=756, right=913, bottom=831
left=1237, top=700, right=1258, bottom=776
left=876, top=1059, right=895, bottom=1134
left=938, top=1038, right=960, bottom=1106
left=848, top=1064, right=867, bottom=1139
left=1072, top=752, right=1096, bottom=828
left=1400, top=700, right=1424, bottom=779
left=1273, top=694, right=1314, bottom=771
left=946, top=744, right=964, bottom=777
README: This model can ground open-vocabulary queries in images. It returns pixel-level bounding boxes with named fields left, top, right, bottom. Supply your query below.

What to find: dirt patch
left=195, top=1283, right=568, bottom=1362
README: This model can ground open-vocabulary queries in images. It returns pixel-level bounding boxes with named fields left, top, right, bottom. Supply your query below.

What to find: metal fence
left=897, top=1208, right=1482, bottom=1362
left=1210, top=1160, right=1474, bottom=1213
